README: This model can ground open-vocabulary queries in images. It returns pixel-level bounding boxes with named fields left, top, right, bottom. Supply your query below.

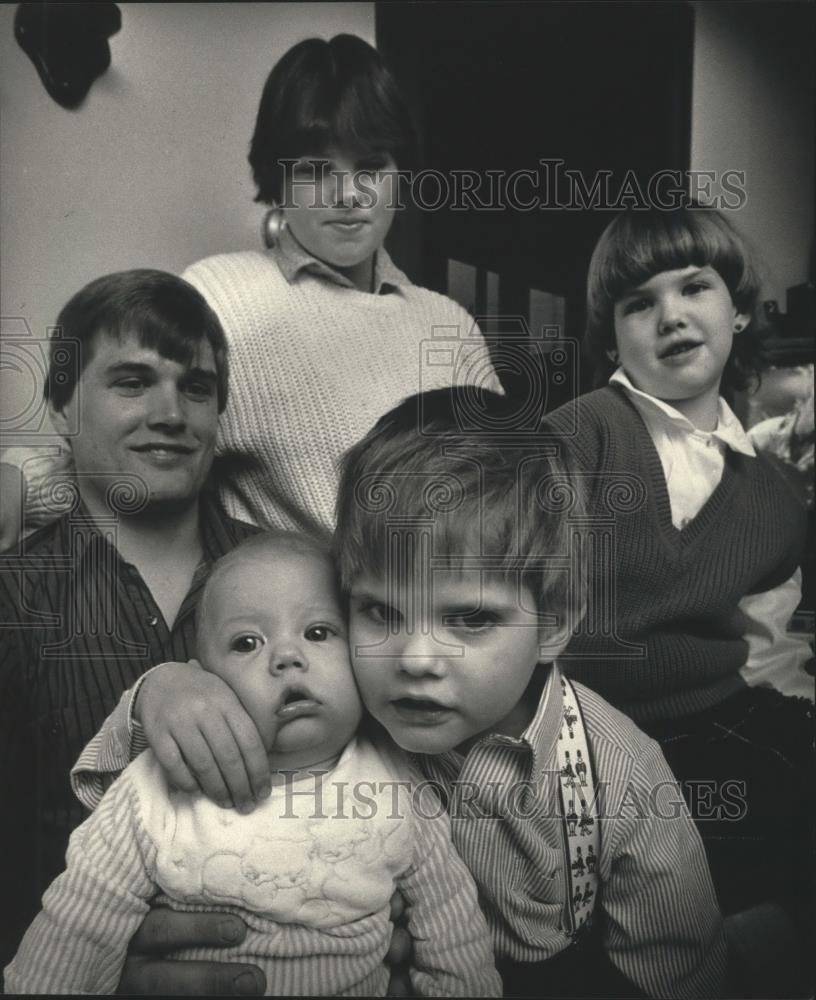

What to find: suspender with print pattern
left=556, top=674, right=599, bottom=937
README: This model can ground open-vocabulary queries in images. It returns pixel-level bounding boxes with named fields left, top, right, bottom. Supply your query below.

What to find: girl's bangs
left=600, top=212, right=742, bottom=302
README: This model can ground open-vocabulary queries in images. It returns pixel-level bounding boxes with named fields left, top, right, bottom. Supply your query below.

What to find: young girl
left=542, top=206, right=813, bottom=938
left=5, top=532, right=500, bottom=996
left=0, top=33, right=496, bottom=543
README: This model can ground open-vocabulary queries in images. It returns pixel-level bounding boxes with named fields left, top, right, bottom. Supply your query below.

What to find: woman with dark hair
left=184, top=32, right=494, bottom=539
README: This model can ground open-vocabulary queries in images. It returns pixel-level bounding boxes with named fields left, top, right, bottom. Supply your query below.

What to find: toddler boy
left=334, top=386, right=728, bottom=999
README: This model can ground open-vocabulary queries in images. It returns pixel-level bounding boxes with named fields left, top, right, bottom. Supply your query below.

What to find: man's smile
left=131, top=442, right=197, bottom=453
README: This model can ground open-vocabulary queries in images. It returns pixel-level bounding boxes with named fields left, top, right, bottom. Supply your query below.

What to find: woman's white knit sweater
left=182, top=244, right=496, bottom=536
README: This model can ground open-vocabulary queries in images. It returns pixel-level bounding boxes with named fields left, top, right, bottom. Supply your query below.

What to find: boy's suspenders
left=556, top=674, right=599, bottom=938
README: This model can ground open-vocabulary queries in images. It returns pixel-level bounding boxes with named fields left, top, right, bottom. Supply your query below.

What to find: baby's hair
left=335, top=387, right=583, bottom=634
left=248, top=34, right=418, bottom=206
left=198, top=530, right=335, bottom=634
left=584, top=206, right=769, bottom=392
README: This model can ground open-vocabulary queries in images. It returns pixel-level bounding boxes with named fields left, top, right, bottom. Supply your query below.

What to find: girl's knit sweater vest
left=544, top=386, right=806, bottom=722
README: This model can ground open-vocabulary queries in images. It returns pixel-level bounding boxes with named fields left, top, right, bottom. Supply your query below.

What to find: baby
left=5, top=532, right=501, bottom=997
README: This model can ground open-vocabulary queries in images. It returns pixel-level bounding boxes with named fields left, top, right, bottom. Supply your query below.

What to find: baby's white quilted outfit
left=5, top=735, right=501, bottom=996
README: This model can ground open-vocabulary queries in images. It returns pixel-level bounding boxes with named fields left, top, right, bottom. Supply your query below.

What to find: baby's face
left=199, top=547, right=362, bottom=770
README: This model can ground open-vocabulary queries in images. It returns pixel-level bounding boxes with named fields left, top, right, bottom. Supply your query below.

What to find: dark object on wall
left=14, top=2, right=121, bottom=109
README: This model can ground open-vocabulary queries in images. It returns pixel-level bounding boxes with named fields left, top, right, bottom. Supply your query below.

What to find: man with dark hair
left=0, top=270, right=259, bottom=988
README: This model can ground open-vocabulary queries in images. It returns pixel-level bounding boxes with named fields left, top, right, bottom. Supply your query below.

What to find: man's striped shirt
left=0, top=498, right=255, bottom=965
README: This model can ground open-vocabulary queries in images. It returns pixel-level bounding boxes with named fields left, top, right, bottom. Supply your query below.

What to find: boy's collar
left=271, top=226, right=408, bottom=294
left=609, top=367, right=755, bottom=456
left=518, top=663, right=564, bottom=776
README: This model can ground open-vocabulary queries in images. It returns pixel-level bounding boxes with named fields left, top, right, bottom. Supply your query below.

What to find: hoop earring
left=261, top=207, right=287, bottom=248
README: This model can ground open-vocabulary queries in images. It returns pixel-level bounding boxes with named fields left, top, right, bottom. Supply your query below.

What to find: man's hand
left=118, top=896, right=414, bottom=995
left=135, top=660, right=271, bottom=811
left=117, top=908, right=265, bottom=995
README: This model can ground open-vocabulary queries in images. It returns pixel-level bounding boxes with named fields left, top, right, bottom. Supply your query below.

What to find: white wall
left=0, top=2, right=374, bottom=437
left=691, top=1, right=814, bottom=308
